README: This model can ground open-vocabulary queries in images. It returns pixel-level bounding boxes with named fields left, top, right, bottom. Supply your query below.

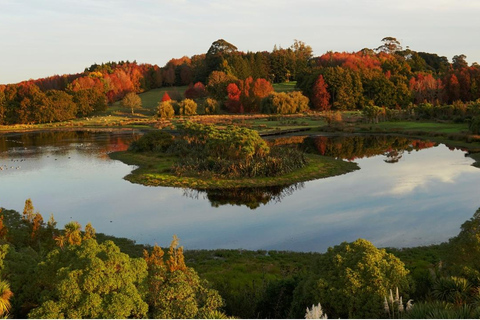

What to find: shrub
left=261, top=91, right=310, bottom=114
left=469, top=116, right=480, bottom=134
left=203, top=98, right=219, bottom=115
left=171, top=122, right=306, bottom=178
left=128, top=130, right=174, bottom=153
left=158, top=101, right=175, bottom=119
left=178, top=99, right=197, bottom=116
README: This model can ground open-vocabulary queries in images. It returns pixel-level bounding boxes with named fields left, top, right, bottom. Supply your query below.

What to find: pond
left=1, top=130, right=479, bottom=252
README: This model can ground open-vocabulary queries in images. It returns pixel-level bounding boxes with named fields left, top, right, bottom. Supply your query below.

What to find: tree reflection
left=303, top=135, right=437, bottom=162
left=183, top=183, right=304, bottom=209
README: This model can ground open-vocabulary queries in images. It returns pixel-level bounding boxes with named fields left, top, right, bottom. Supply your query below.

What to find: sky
left=1, top=0, right=480, bottom=85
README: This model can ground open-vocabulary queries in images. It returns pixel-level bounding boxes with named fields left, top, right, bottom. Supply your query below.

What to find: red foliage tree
left=184, top=82, right=207, bottom=99
left=161, top=92, right=171, bottom=102
left=225, top=83, right=242, bottom=113
left=311, top=75, right=331, bottom=111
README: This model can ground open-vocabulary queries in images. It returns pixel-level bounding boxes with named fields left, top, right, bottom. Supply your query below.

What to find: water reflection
left=183, top=183, right=305, bottom=210
left=184, top=135, right=439, bottom=208
left=1, top=131, right=479, bottom=252
left=303, top=135, right=437, bottom=161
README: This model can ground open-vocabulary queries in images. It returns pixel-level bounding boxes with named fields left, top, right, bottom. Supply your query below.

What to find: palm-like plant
left=0, top=280, right=13, bottom=317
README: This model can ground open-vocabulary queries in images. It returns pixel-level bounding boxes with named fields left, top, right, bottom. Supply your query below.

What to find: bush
left=204, top=98, right=219, bottom=115
left=158, top=101, right=175, bottom=119
left=128, top=130, right=174, bottom=153
left=261, top=91, right=310, bottom=114
left=171, top=122, right=307, bottom=178
left=469, top=116, right=480, bottom=134
left=178, top=99, right=197, bottom=116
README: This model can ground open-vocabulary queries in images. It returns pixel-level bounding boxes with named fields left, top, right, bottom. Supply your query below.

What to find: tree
left=311, top=75, right=331, bottom=111
left=206, top=71, right=238, bottom=101
left=446, top=208, right=480, bottom=281
left=121, top=92, right=142, bottom=115
left=310, top=239, right=410, bottom=318
left=178, top=99, right=197, bottom=115
left=206, top=39, right=238, bottom=56
left=45, top=90, right=77, bottom=122
left=203, top=98, right=219, bottom=115
left=453, top=54, right=468, bottom=70
left=225, top=83, right=242, bottom=113
left=143, top=236, right=224, bottom=319
left=28, top=239, right=149, bottom=319
left=206, top=39, right=238, bottom=74
left=161, top=92, right=171, bottom=102
left=376, top=37, right=403, bottom=54
left=158, top=100, right=175, bottom=119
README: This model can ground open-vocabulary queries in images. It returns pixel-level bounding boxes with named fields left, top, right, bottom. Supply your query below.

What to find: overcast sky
left=1, top=0, right=479, bottom=85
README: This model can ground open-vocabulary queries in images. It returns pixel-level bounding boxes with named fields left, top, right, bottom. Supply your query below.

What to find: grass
left=272, top=81, right=298, bottom=92
left=368, top=121, right=469, bottom=134
left=109, top=151, right=359, bottom=189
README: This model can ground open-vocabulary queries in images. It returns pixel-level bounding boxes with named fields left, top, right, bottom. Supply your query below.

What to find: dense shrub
left=362, top=105, right=385, bottom=123
left=203, top=98, right=219, bottom=115
left=261, top=91, right=310, bottom=114
left=469, top=116, right=480, bottom=134
left=171, top=122, right=306, bottom=178
left=158, top=100, right=175, bottom=119
left=178, top=98, right=197, bottom=115
left=128, top=130, right=174, bottom=152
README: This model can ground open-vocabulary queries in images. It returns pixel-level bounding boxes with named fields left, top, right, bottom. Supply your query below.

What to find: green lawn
left=108, top=86, right=188, bottom=116
left=371, top=121, right=469, bottom=134
left=272, top=81, right=298, bottom=92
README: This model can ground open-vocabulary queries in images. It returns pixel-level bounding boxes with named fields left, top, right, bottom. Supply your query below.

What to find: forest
left=1, top=38, right=480, bottom=126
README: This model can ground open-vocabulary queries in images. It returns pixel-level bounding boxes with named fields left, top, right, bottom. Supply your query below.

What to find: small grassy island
left=109, top=123, right=358, bottom=189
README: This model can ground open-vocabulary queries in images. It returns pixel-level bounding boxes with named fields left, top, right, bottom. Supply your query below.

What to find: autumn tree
left=206, top=71, right=238, bottom=101
left=178, top=99, right=197, bottom=115
left=311, top=75, right=331, bottom=111
left=158, top=100, right=175, bottom=119
left=203, top=98, right=219, bottom=115
left=143, top=236, right=225, bottom=318
left=121, top=92, right=142, bottom=114
left=225, top=83, right=242, bottom=113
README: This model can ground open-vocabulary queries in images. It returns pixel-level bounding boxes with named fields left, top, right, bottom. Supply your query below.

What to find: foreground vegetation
left=2, top=200, right=480, bottom=319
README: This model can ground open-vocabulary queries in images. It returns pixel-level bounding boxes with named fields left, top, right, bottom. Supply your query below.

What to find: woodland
left=2, top=37, right=480, bottom=319
left=1, top=38, right=480, bottom=129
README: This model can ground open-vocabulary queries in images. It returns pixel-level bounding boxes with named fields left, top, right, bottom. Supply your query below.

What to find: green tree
left=311, top=239, right=410, bottom=318
left=121, top=92, right=142, bottom=115
left=446, top=208, right=480, bottom=282
left=376, top=37, right=403, bottom=54
left=144, top=236, right=224, bottom=318
left=28, top=239, right=148, bottom=319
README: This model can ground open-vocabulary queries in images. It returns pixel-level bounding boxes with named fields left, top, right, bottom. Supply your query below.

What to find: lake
left=1, top=130, right=479, bottom=252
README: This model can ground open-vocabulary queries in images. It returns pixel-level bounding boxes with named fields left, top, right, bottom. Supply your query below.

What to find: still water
left=1, top=130, right=479, bottom=252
